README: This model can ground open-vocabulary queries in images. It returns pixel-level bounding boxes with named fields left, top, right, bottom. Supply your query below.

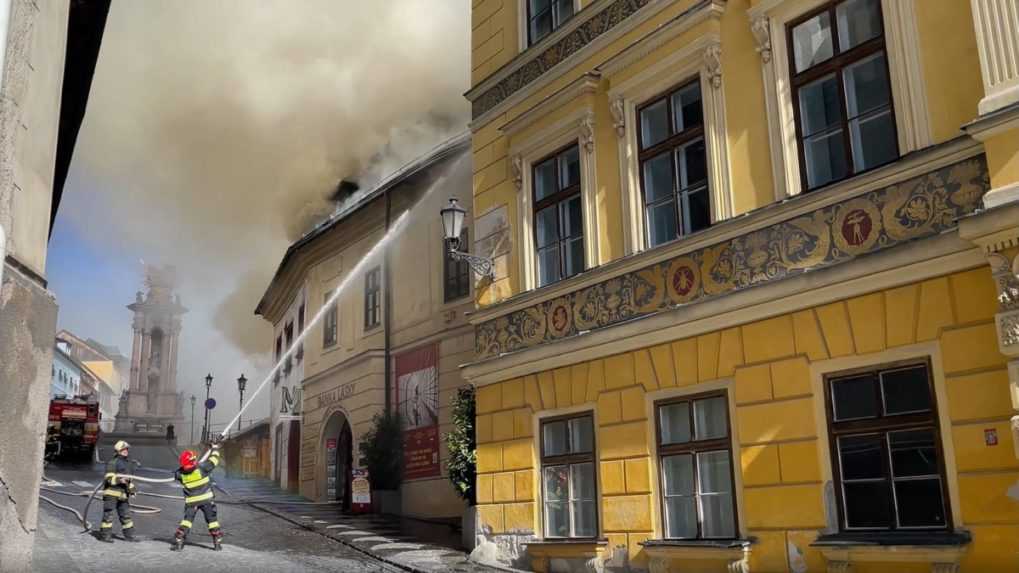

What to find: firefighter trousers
left=175, top=501, right=221, bottom=539
left=101, top=497, right=133, bottom=531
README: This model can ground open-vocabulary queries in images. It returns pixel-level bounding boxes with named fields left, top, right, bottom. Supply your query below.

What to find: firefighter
left=99, top=440, right=137, bottom=543
left=172, top=441, right=223, bottom=551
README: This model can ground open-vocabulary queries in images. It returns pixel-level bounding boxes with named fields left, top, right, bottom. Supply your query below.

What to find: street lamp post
left=190, top=395, right=196, bottom=445
left=202, top=373, right=213, bottom=443
left=237, top=373, right=247, bottom=432
left=440, top=197, right=494, bottom=279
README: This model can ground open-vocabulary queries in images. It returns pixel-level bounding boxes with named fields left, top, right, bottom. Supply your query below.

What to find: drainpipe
left=0, top=0, right=10, bottom=290
left=383, top=188, right=392, bottom=415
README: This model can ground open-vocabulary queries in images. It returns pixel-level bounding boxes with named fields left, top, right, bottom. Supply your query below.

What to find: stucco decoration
left=580, top=112, right=596, bottom=154
left=510, top=155, right=524, bottom=191
left=609, top=97, right=626, bottom=137
left=472, top=0, right=656, bottom=119
left=475, top=156, right=989, bottom=359
left=989, top=252, right=1019, bottom=354
left=704, top=42, right=723, bottom=89
left=750, top=16, right=772, bottom=62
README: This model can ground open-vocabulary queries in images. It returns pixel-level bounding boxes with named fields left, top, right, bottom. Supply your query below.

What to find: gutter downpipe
left=383, top=188, right=392, bottom=415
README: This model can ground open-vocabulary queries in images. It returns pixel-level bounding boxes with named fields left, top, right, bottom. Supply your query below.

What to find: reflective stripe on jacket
left=103, top=457, right=131, bottom=499
left=175, top=450, right=221, bottom=505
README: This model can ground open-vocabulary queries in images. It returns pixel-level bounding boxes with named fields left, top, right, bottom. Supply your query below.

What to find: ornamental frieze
left=475, top=156, right=989, bottom=359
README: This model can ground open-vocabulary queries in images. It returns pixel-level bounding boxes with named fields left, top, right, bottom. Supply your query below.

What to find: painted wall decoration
left=476, top=156, right=989, bottom=359
left=396, top=344, right=441, bottom=479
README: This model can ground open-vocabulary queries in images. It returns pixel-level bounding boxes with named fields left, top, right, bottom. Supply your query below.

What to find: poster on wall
left=351, top=469, right=371, bottom=513
left=395, top=344, right=440, bottom=479
left=325, top=438, right=337, bottom=499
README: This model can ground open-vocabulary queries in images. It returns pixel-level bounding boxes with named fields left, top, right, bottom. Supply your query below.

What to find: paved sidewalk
left=216, top=476, right=504, bottom=573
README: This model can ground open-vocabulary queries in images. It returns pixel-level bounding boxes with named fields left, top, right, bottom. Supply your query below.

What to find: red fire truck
left=46, top=397, right=101, bottom=461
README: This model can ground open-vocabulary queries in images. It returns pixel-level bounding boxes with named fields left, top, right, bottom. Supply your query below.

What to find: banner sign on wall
left=351, top=468, right=371, bottom=513
left=395, top=344, right=440, bottom=479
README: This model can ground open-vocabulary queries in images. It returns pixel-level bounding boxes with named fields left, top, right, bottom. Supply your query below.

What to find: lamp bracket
left=448, top=247, right=495, bottom=279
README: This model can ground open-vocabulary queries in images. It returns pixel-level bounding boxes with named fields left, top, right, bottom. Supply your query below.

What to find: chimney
left=330, top=179, right=360, bottom=204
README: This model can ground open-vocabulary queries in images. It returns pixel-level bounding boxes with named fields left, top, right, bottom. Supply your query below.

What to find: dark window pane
left=697, top=451, right=732, bottom=493
left=647, top=200, right=679, bottom=247
left=571, top=462, right=596, bottom=500
left=700, top=494, right=735, bottom=538
left=804, top=130, right=849, bottom=188
left=889, top=429, right=938, bottom=477
left=684, top=186, right=711, bottom=234
left=672, top=83, right=703, bottom=132
left=843, top=52, right=891, bottom=118
left=831, top=374, right=878, bottom=421
left=560, top=146, right=581, bottom=188
left=573, top=500, right=597, bottom=536
left=535, top=206, right=558, bottom=248
left=662, top=454, right=695, bottom=496
left=792, top=11, right=834, bottom=73
left=836, top=0, right=882, bottom=52
left=543, top=421, right=568, bottom=456
left=561, top=195, right=583, bottom=239
left=564, top=238, right=585, bottom=278
left=843, top=481, right=893, bottom=528
left=643, top=151, right=674, bottom=203
left=664, top=496, right=697, bottom=538
left=554, top=0, right=574, bottom=25
left=545, top=501, right=569, bottom=536
left=693, top=397, right=727, bottom=440
left=530, top=0, right=550, bottom=13
left=568, top=417, right=593, bottom=454
left=839, top=434, right=885, bottom=480
left=640, top=99, right=670, bottom=148
left=880, top=366, right=931, bottom=415
left=531, top=9, right=553, bottom=43
left=894, top=479, right=946, bottom=527
left=534, top=159, right=557, bottom=202
left=850, top=110, right=896, bottom=172
left=799, top=74, right=843, bottom=136
left=538, top=246, right=561, bottom=286
left=679, top=139, right=707, bottom=189
left=659, top=402, right=691, bottom=445
left=544, top=465, right=568, bottom=500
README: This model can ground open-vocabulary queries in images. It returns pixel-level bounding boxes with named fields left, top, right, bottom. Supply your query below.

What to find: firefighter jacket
left=174, top=449, right=221, bottom=506
left=103, top=456, right=133, bottom=500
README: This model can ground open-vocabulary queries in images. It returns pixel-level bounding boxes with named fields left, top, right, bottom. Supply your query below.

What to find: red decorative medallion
left=672, top=266, right=696, bottom=297
left=551, top=305, right=569, bottom=332
left=840, top=209, right=872, bottom=247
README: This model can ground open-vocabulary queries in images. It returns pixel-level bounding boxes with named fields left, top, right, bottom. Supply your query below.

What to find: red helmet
left=179, top=450, right=198, bottom=471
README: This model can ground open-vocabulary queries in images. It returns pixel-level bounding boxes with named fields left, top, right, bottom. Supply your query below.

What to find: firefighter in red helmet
left=172, top=441, right=223, bottom=551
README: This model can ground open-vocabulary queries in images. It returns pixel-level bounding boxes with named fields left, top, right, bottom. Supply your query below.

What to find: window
left=444, top=229, right=471, bottom=302
left=323, top=291, right=337, bottom=348
left=283, top=322, right=294, bottom=374
left=296, top=303, right=306, bottom=360
left=533, top=145, right=585, bottom=286
left=364, top=267, right=381, bottom=329
left=637, top=80, right=711, bottom=248
left=528, top=0, right=574, bottom=45
left=826, top=361, right=949, bottom=530
left=655, top=391, right=736, bottom=539
left=540, top=413, right=597, bottom=538
left=788, top=0, right=897, bottom=190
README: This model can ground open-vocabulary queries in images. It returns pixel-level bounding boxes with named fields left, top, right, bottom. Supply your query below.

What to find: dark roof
left=254, top=130, right=471, bottom=316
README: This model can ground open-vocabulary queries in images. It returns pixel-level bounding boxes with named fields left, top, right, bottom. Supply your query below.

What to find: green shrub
left=359, top=410, right=403, bottom=490
left=444, top=385, right=476, bottom=505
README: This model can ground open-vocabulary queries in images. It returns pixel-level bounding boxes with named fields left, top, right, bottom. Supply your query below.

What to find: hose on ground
left=41, top=487, right=162, bottom=514
left=39, top=495, right=91, bottom=530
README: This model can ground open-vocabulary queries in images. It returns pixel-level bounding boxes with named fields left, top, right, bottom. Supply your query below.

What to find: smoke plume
left=58, top=1, right=470, bottom=424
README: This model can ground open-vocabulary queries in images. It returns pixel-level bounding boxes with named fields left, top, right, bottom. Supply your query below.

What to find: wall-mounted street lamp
left=440, top=197, right=494, bottom=279
left=202, top=373, right=213, bottom=443
left=237, top=373, right=247, bottom=430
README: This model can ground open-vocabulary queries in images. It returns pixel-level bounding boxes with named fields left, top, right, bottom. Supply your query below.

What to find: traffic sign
left=205, top=398, right=217, bottom=410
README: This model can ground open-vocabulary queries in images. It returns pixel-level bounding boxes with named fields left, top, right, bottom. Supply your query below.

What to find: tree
left=444, top=385, right=476, bottom=505
left=359, top=411, right=403, bottom=490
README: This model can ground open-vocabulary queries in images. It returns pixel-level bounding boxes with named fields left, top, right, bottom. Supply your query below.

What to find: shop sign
left=317, top=383, right=355, bottom=409
left=396, top=344, right=440, bottom=479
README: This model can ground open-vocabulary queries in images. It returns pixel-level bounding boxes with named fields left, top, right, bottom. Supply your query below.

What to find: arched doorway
left=321, top=410, right=353, bottom=510
left=286, top=420, right=301, bottom=492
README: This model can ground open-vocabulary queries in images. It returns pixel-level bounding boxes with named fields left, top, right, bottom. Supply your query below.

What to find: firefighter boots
left=97, top=530, right=113, bottom=543
left=122, top=528, right=139, bottom=542
left=212, top=532, right=223, bottom=551
left=171, top=537, right=184, bottom=551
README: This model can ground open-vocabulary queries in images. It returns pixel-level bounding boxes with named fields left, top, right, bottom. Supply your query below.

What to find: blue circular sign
left=205, top=398, right=217, bottom=410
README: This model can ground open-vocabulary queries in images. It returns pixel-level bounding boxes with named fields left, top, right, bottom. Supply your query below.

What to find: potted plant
left=445, top=386, right=477, bottom=550
left=359, top=410, right=403, bottom=515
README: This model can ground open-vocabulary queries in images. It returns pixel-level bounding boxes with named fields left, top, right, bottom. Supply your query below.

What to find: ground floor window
left=540, top=413, right=597, bottom=538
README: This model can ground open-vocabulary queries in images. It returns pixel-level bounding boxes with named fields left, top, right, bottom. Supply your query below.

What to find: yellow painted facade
left=467, top=0, right=1019, bottom=571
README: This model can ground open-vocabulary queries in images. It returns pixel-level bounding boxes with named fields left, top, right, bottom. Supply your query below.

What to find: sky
left=47, top=1, right=471, bottom=432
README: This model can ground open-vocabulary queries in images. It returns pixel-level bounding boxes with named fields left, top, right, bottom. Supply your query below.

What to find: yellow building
left=256, top=134, right=476, bottom=521
left=464, top=0, right=1019, bottom=571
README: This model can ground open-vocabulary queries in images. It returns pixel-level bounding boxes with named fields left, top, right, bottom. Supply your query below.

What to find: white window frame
left=504, top=75, right=601, bottom=291
left=517, top=0, right=583, bottom=53
left=747, top=0, right=932, bottom=201
left=533, top=403, right=601, bottom=540
left=604, top=34, right=733, bottom=256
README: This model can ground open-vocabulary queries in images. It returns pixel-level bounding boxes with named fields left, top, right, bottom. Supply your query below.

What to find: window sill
left=641, top=538, right=752, bottom=563
left=812, top=531, right=970, bottom=568
left=524, top=539, right=609, bottom=561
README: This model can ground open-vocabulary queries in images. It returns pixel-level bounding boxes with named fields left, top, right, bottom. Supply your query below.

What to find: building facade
left=256, top=133, right=476, bottom=520
left=52, top=339, right=84, bottom=398
left=55, top=329, right=126, bottom=429
left=465, top=1, right=1019, bottom=572
left=0, top=1, right=107, bottom=569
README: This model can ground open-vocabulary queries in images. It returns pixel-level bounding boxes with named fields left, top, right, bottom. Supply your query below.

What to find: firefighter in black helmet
left=98, top=440, right=138, bottom=543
